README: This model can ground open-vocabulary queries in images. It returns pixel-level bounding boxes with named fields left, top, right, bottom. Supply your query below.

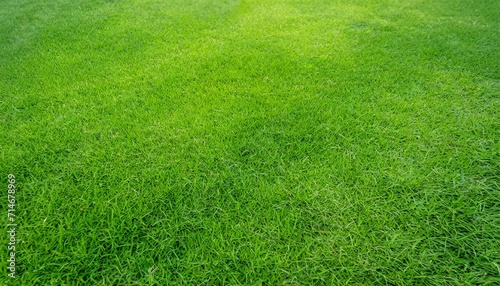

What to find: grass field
left=1, top=0, right=499, bottom=284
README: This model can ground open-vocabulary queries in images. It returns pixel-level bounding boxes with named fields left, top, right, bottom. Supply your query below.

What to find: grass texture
left=1, top=0, right=499, bottom=284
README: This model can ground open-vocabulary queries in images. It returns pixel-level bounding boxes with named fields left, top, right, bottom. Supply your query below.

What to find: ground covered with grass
left=1, top=0, right=499, bottom=284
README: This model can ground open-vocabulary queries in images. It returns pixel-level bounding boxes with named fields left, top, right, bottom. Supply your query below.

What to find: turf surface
left=1, top=0, right=499, bottom=284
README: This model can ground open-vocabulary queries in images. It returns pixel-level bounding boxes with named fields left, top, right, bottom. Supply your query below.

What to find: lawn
left=1, top=0, right=499, bottom=284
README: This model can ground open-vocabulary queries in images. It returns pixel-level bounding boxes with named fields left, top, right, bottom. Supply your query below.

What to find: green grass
left=1, top=0, right=499, bottom=284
